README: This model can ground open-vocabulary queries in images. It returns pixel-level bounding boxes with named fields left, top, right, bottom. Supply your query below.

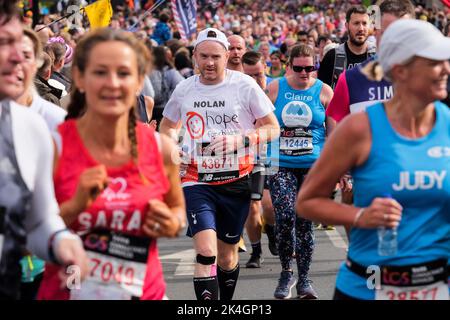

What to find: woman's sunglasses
left=292, top=65, right=316, bottom=73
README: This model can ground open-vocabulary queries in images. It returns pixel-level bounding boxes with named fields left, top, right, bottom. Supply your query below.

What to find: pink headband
left=48, top=36, right=74, bottom=64
left=47, top=36, right=65, bottom=45
left=64, top=45, right=74, bottom=64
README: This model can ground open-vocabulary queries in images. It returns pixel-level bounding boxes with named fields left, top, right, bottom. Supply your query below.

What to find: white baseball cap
left=379, top=19, right=450, bottom=78
left=194, top=28, right=230, bottom=50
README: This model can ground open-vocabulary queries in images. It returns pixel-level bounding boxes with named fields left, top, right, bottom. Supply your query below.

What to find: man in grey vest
left=318, top=6, right=376, bottom=89
left=0, top=0, right=88, bottom=299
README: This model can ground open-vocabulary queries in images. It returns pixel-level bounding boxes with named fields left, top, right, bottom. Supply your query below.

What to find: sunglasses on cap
left=292, top=65, right=316, bottom=73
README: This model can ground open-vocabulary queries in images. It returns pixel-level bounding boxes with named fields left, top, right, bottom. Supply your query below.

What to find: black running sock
left=218, top=264, right=240, bottom=301
left=251, top=242, right=262, bottom=257
left=193, top=276, right=218, bottom=300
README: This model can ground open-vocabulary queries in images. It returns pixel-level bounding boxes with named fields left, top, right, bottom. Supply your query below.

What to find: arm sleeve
left=326, top=71, right=350, bottom=123
left=318, top=49, right=335, bottom=87
left=26, top=137, right=66, bottom=261
left=15, top=108, right=67, bottom=261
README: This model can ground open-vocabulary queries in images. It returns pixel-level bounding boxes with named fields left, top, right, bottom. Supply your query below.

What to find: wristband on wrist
left=48, top=229, right=82, bottom=265
left=48, top=229, right=69, bottom=265
left=353, top=208, right=366, bottom=227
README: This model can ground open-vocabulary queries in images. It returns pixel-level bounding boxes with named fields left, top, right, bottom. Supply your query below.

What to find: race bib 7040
left=70, top=229, right=151, bottom=300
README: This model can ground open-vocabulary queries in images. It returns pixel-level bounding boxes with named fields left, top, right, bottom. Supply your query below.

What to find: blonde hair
left=360, top=60, right=385, bottom=82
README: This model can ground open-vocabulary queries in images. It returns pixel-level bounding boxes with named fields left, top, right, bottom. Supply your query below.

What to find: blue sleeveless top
left=336, top=102, right=450, bottom=299
left=269, top=77, right=326, bottom=168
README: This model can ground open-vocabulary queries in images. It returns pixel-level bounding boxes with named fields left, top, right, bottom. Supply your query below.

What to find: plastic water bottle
left=180, top=145, right=189, bottom=178
left=377, top=194, right=397, bottom=256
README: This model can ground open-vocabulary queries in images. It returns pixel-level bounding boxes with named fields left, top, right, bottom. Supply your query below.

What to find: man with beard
left=318, top=6, right=376, bottom=89
left=227, top=35, right=247, bottom=72
left=327, top=0, right=416, bottom=123
left=324, top=0, right=416, bottom=239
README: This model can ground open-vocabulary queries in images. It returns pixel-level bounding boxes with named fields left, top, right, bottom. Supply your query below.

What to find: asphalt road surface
left=159, top=224, right=348, bottom=300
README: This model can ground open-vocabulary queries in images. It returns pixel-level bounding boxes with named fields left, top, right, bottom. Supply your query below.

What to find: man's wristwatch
left=243, top=135, right=250, bottom=148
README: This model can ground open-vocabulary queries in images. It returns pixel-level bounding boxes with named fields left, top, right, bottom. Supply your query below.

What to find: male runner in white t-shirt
left=160, top=28, right=279, bottom=300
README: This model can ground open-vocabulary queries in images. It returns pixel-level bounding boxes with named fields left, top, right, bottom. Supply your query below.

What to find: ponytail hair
left=360, top=60, right=385, bottom=82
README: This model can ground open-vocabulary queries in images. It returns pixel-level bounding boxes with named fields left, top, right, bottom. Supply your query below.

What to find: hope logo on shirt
left=186, top=112, right=205, bottom=139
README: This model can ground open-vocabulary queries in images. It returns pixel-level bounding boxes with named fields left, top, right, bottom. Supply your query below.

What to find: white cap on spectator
left=379, top=19, right=450, bottom=78
left=194, top=28, right=230, bottom=50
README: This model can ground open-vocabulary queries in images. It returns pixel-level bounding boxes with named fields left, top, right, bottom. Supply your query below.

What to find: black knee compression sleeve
left=196, top=254, right=216, bottom=265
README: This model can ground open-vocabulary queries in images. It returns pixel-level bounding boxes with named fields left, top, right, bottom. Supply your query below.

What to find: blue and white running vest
left=269, top=77, right=326, bottom=168
left=336, top=102, right=450, bottom=299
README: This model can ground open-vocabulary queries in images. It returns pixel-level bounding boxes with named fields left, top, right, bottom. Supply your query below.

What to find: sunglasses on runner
left=292, top=65, right=316, bottom=73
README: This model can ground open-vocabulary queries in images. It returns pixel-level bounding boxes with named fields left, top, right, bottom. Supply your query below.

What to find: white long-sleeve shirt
left=1, top=100, right=68, bottom=261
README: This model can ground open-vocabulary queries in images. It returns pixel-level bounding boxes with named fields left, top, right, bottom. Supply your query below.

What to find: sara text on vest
left=78, top=210, right=142, bottom=232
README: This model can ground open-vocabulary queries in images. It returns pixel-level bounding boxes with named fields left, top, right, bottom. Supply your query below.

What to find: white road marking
left=160, top=249, right=196, bottom=276
left=324, top=229, right=348, bottom=249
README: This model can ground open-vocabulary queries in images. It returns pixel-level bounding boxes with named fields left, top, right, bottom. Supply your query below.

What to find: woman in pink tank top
left=37, top=28, right=185, bottom=300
